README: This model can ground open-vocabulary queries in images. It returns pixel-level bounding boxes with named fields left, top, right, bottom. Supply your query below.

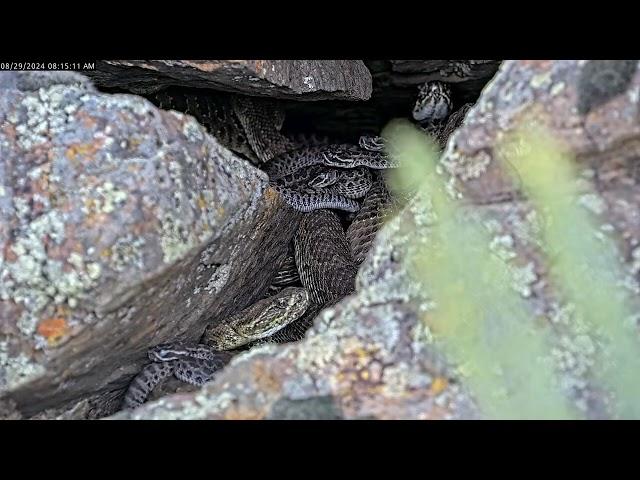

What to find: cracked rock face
left=0, top=72, right=301, bottom=418
left=85, top=60, right=373, bottom=101
left=111, top=60, right=640, bottom=420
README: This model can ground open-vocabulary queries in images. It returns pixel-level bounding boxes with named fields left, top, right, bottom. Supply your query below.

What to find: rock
left=0, top=71, right=301, bottom=417
left=267, top=395, right=344, bottom=420
left=387, top=60, right=500, bottom=85
left=84, top=60, right=372, bottom=101
left=109, top=60, right=640, bottom=420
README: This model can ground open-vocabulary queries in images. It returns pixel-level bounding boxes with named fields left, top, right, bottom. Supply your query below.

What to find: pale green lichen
left=0, top=342, right=46, bottom=390
left=79, top=181, right=128, bottom=216
left=550, top=82, right=566, bottom=96
left=109, top=234, right=146, bottom=272
left=159, top=214, right=197, bottom=264
left=204, top=264, right=231, bottom=295
left=381, top=362, right=412, bottom=397
left=508, top=261, right=538, bottom=298
left=1, top=205, right=103, bottom=334
left=442, top=149, right=493, bottom=182
left=579, top=192, right=607, bottom=215
left=96, top=181, right=128, bottom=214
left=489, top=234, right=517, bottom=261
left=531, top=71, right=552, bottom=89
left=182, top=116, right=205, bottom=143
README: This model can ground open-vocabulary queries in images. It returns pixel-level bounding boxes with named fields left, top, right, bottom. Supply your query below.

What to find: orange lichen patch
left=65, top=141, right=103, bottom=162
left=216, top=205, right=225, bottom=216
left=197, top=195, right=207, bottom=210
left=520, top=60, right=553, bottom=70
left=336, top=370, right=359, bottom=384
left=429, top=376, right=449, bottom=396
left=4, top=243, right=18, bottom=262
left=89, top=212, right=111, bottom=226
left=37, top=317, right=69, bottom=344
left=31, top=169, right=52, bottom=196
left=183, top=60, right=226, bottom=73
left=128, top=137, right=142, bottom=149
left=1, top=121, right=17, bottom=140
left=334, top=345, right=387, bottom=399
left=251, top=362, right=283, bottom=393
left=264, top=186, right=279, bottom=203
left=222, top=406, right=266, bottom=420
left=341, top=342, right=379, bottom=369
left=77, top=112, right=98, bottom=130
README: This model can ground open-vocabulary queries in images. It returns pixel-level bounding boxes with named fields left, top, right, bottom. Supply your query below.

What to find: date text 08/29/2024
left=0, top=62, right=96, bottom=71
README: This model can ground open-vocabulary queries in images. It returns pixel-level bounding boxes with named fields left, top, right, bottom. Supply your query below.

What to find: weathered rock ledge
left=0, top=72, right=300, bottom=418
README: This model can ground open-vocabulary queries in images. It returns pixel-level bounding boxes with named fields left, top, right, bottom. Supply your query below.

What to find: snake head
left=148, top=343, right=188, bottom=362
left=358, top=135, right=386, bottom=152
left=309, top=170, right=338, bottom=189
left=234, top=288, right=310, bottom=341
left=412, top=81, right=452, bottom=123
left=322, top=146, right=360, bottom=168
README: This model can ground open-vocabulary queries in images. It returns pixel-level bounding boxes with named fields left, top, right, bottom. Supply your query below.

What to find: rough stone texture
left=0, top=72, right=301, bottom=418
left=84, top=60, right=372, bottom=101
left=385, top=60, right=501, bottom=86
left=110, top=60, right=640, bottom=420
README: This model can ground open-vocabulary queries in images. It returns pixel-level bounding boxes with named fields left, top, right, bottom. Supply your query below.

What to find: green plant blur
left=382, top=117, right=640, bottom=419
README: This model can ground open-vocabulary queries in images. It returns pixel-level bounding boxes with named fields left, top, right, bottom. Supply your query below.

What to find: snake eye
left=274, top=297, right=289, bottom=308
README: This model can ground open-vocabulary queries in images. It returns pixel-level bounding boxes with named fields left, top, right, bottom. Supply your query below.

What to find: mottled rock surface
left=0, top=72, right=300, bottom=418
left=85, top=60, right=372, bottom=101
left=111, top=60, right=640, bottom=420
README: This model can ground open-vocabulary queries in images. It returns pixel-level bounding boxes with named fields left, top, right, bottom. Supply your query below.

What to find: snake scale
left=123, top=80, right=470, bottom=409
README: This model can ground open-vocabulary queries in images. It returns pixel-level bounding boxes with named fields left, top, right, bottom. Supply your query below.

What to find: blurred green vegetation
left=382, top=117, right=640, bottom=419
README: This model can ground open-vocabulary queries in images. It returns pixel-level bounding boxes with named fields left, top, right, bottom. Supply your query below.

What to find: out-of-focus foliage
left=505, top=123, right=640, bottom=419
left=382, top=117, right=640, bottom=419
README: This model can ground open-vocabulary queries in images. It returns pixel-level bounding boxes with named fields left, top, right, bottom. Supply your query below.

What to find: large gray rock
left=85, top=60, right=373, bottom=101
left=0, top=72, right=300, bottom=418
left=110, top=60, right=640, bottom=420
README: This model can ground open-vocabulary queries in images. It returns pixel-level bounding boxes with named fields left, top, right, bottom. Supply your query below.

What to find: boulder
left=0, top=72, right=300, bottom=418
left=85, top=60, right=373, bottom=101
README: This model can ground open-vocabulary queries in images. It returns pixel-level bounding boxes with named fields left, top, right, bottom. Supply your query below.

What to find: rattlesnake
left=359, top=80, right=472, bottom=152
left=124, top=80, right=469, bottom=409
left=123, top=211, right=356, bottom=409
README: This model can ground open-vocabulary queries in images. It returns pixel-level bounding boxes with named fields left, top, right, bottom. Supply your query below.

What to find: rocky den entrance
left=10, top=60, right=611, bottom=419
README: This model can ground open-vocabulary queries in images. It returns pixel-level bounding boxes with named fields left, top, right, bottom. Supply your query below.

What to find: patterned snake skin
left=261, top=209, right=357, bottom=344
left=123, top=345, right=234, bottom=410
left=148, top=87, right=293, bottom=164
left=123, top=288, right=309, bottom=409
left=202, top=287, right=310, bottom=350
left=270, top=164, right=374, bottom=213
left=148, top=88, right=391, bottom=213
left=123, top=80, right=470, bottom=409
left=346, top=172, right=397, bottom=266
